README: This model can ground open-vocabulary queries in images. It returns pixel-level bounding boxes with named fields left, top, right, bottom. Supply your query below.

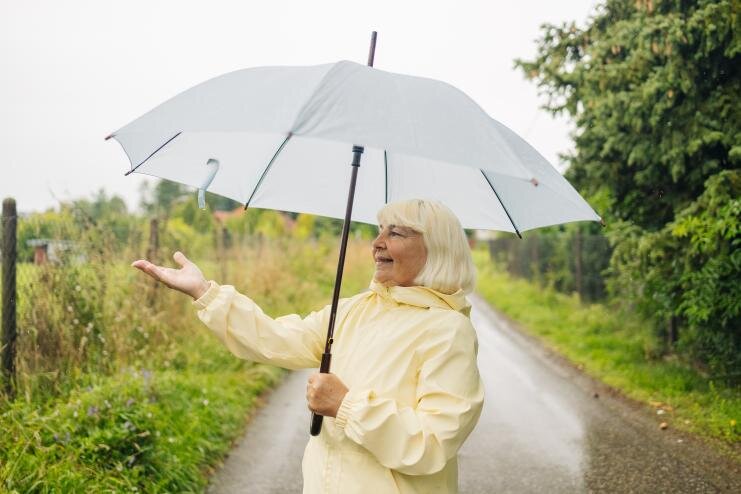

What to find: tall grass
left=1, top=212, right=375, bottom=492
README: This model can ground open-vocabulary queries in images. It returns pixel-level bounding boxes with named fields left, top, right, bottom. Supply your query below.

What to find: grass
left=473, top=248, right=740, bottom=455
left=1, top=236, right=375, bottom=492
left=1, top=360, right=283, bottom=493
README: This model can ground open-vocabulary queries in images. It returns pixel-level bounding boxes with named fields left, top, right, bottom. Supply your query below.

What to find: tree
left=515, top=0, right=739, bottom=230
left=139, top=180, right=189, bottom=218
left=515, top=0, right=740, bottom=372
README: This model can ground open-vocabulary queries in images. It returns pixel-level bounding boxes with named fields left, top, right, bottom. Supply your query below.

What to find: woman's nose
left=372, top=232, right=385, bottom=249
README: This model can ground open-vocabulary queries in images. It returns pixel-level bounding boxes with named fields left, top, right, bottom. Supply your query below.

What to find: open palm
left=131, top=251, right=210, bottom=300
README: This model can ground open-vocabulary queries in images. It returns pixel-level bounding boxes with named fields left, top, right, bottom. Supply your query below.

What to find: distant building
left=212, top=207, right=245, bottom=224
left=26, top=239, right=84, bottom=264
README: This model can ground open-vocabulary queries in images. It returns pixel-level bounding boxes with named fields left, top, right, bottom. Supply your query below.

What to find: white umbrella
left=107, top=56, right=599, bottom=234
left=107, top=33, right=600, bottom=435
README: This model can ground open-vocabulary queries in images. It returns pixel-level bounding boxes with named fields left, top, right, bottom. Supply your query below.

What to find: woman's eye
left=390, top=231, right=402, bottom=237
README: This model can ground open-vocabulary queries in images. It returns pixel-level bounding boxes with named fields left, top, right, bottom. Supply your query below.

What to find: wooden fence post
left=147, top=218, right=159, bottom=304
left=218, top=225, right=228, bottom=283
left=2, top=198, right=17, bottom=397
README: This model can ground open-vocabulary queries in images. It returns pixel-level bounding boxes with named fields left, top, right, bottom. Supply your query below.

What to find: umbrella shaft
left=323, top=145, right=363, bottom=355
left=310, top=145, right=362, bottom=438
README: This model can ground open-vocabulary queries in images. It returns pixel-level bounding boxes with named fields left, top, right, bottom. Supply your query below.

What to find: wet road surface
left=207, top=294, right=741, bottom=493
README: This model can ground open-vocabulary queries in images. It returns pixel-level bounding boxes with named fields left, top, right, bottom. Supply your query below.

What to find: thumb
left=173, top=251, right=191, bottom=268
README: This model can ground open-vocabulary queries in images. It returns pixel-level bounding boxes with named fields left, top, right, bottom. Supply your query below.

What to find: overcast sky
left=1, top=0, right=597, bottom=214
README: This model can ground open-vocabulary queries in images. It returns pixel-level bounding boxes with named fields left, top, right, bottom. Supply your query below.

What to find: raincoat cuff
left=335, top=388, right=374, bottom=431
left=192, top=280, right=220, bottom=309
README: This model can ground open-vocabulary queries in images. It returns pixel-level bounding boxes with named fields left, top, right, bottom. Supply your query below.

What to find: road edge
left=471, top=292, right=741, bottom=485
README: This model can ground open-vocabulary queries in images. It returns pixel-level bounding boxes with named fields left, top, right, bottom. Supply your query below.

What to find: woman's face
left=372, top=224, right=427, bottom=287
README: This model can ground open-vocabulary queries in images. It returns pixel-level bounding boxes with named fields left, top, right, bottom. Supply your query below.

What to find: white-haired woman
left=132, top=199, right=485, bottom=494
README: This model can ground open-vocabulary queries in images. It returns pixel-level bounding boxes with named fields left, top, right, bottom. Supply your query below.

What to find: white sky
left=1, top=0, right=597, bottom=214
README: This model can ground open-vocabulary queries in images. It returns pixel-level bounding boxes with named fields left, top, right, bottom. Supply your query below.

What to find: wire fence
left=0, top=197, right=376, bottom=402
left=487, top=231, right=612, bottom=302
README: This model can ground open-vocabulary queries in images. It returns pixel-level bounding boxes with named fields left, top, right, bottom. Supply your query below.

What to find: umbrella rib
left=480, top=169, right=522, bottom=239
left=244, top=132, right=293, bottom=209
left=123, top=132, right=182, bottom=176
left=384, top=150, right=389, bottom=204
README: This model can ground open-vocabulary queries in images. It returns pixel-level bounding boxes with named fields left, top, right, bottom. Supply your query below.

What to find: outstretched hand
left=131, top=251, right=210, bottom=300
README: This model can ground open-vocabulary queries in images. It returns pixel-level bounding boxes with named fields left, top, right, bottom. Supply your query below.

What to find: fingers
left=173, top=251, right=190, bottom=268
left=306, top=375, right=316, bottom=411
left=131, top=259, right=164, bottom=282
left=131, top=259, right=153, bottom=273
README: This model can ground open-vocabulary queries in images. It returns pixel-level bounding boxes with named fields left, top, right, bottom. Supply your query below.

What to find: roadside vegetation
left=1, top=187, right=374, bottom=492
left=514, top=0, right=739, bottom=377
left=474, top=248, right=740, bottom=458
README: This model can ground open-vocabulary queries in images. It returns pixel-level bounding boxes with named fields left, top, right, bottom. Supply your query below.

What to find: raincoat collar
left=368, top=279, right=472, bottom=317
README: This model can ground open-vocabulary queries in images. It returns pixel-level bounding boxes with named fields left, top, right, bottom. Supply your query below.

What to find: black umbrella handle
left=309, top=352, right=333, bottom=435
left=309, top=410, right=324, bottom=436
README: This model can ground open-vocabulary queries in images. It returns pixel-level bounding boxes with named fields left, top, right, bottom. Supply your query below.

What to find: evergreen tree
left=515, top=0, right=740, bottom=372
left=515, top=0, right=739, bottom=230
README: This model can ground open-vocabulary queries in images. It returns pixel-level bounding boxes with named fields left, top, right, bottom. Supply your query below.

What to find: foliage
left=170, top=199, right=215, bottom=235
left=607, top=170, right=741, bottom=374
left=489, top=222, right=611, bottom=302
left=1, top=364, right=283, bottom=493
left=2, top=190, right=375, bottom=491
left=138, top=180, right=188, bottom=218
left=16, top=190, right=139, bottom=263
left=515, top=0, right=740, bottom=372
left=515, top=0, right=739, bottom=230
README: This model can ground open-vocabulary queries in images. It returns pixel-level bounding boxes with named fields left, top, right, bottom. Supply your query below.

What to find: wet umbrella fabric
left=107, top=60, right=600, bottom=233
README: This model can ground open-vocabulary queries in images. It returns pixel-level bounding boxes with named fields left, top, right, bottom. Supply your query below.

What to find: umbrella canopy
left=108, top=60, right=600, bottom=233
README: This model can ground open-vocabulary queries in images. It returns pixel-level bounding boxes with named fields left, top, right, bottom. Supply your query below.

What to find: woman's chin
left=373, top=273, right=393, bottom=286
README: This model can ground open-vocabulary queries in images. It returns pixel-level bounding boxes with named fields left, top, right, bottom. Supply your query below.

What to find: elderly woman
left=132, top=199, right=484, bottom=494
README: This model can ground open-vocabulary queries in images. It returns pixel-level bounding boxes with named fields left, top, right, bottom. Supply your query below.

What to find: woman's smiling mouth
left=375, top=255, right=393, bottom=265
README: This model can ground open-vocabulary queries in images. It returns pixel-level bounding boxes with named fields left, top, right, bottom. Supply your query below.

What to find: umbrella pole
left=310, top=31, right=377, bottom=437
left=309, top=145, right=363, bottom=436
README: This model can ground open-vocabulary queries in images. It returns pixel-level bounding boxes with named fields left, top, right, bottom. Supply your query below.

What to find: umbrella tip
left=105, top=134, right=114, bottom=141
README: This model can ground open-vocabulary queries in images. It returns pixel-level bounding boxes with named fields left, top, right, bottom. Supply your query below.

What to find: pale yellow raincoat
left=193, top=278, right=485, bottom=494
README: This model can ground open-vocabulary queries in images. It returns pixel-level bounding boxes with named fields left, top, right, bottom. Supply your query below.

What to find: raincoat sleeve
left=192, top=280, right=337, bottom=370
left=334, top=312, right=485, bottom=476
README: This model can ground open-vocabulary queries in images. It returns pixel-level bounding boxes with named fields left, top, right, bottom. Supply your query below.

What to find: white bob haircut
left=377, top=199, right=477, bottom=295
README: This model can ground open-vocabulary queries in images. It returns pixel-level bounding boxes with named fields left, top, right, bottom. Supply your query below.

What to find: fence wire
left=487, top=232, right=612, bottom=302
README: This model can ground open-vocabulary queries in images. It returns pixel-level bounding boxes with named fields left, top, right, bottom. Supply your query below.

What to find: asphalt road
left=207, top=294, right=741, bottom=493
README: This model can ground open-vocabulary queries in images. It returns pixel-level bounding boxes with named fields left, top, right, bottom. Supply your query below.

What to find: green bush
left=607, top=170, right=740, bottom=375
left=1, top=362, right=282, bottom=493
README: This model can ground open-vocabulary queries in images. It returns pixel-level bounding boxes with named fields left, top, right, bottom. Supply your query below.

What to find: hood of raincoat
left=368, top=279, right=472, bottom=317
